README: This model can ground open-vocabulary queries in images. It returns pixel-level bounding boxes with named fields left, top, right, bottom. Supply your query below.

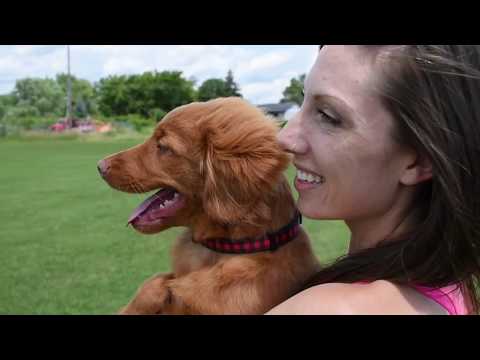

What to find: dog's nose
left=97, top=159, right=109, bottom=178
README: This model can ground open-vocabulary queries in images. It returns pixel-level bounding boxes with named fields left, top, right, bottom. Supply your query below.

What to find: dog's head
left=99, top=97, right=290, bottom=237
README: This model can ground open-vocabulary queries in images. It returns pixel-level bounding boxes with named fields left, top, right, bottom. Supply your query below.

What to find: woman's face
left=278, top=45, right=414, bottom=221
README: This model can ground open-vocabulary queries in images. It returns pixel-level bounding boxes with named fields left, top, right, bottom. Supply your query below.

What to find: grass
left=0, top=135, right=350, bottom=314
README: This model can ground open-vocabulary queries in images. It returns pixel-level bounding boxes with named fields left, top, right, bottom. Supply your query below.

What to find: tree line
left=0, top=69, right=304, bottom=129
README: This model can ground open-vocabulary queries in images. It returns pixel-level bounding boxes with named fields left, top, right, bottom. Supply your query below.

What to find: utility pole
left=66, top=45, right=73, bottom=127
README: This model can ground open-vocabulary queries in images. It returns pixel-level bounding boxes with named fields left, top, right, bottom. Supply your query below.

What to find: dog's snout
left=97, top=159, right=109, bottom=178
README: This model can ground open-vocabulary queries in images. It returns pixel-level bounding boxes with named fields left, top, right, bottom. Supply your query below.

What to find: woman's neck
left=346, top=191, right=419, bottom=254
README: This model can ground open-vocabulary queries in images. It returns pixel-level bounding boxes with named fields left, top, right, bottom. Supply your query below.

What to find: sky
left=0, top=45, right=318, bottom=105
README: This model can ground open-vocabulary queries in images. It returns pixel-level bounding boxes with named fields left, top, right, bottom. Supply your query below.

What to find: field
left=0, top=136, right=349, bottom=314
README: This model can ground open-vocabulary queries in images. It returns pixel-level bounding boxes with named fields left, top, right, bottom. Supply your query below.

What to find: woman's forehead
left=307, top=46, right=396, bottom=135
left=308, top=46, right=378, bottom=94
left=308, top=46, right=387, bottom=116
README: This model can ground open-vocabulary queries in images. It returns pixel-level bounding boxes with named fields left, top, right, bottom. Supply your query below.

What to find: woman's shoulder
left=266, top=280, right=447, bottom=315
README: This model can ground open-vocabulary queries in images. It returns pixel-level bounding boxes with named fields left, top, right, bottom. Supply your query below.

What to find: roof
left=257, top=102, right=296, bottom=114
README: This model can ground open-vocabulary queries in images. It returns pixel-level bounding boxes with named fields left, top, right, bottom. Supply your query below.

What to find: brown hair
left=305, top=45, right=480, bottom=314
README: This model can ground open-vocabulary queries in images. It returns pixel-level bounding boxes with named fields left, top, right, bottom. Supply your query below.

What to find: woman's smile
left=294, top=166, right=325, bottom=191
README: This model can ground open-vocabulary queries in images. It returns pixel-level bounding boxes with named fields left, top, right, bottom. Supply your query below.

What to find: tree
left=150, top=108, right=167, bottom=123
left=224, top=70, right=242, bottom=97
left=0, top=94, right=15, bottom=120
left=281, top=74, right=306, bottom=106
left=148, top=71, right=197, bottom=114
left=95, top=71, right=196, bottom=118
left=1, top=75, right=99, bottom=122
left=13, top=78, right=64, bottom=116
left=95, top=75, right=130, bottom=117
left=75, top=97, right=88, bottom=118
left=3, top=104, right=40, bottom=120
left=197, top=70, right=243, bottom=102
left=197, top=79, right=228, bottom=101
left=56, top=73, right=98, bottom=116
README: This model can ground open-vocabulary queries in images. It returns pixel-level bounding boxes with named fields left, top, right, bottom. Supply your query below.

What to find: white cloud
left=242, top=77, right=294, bottom=105
left=0, top=45, right=318, bottom=104
left=236, top=51, right=292, bottom=78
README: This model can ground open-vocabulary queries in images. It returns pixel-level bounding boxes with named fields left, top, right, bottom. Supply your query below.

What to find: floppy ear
left=199, top=103, right=290, bottom=225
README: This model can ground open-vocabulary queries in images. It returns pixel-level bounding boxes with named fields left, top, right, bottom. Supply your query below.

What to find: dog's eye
left=157, top=143, right=172, bottom=155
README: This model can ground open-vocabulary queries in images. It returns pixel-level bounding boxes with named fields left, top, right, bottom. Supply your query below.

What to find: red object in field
left=50, top=122, right=66, bottom=132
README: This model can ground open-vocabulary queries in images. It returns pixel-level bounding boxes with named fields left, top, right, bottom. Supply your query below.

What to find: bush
left=150, top=108, right=167, bottom=123
left=115, top=114, right=154, bottom=131
left=3, top=106, right=40, bottom=122
left=2, top=115, right=57, bottom=130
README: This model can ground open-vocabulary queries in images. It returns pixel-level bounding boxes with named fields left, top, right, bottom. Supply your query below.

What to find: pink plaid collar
left=199, top=211, right=302, bottom=254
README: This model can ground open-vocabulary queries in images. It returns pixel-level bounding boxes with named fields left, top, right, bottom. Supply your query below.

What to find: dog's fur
left=100, top=97, right=320, bottom=314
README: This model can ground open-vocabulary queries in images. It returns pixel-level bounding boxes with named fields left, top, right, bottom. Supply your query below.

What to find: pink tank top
left=412, top=284, right=469, bottom=315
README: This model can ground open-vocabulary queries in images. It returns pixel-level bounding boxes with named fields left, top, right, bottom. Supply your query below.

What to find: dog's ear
left=199, top=98, right=290, bottom=226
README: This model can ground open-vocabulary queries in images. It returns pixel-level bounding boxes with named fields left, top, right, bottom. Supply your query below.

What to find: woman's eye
left=317, top=109, right=341, bottom=127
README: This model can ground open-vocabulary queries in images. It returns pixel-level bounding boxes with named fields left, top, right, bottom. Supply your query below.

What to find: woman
left=267, top=45, right=480, bottom=315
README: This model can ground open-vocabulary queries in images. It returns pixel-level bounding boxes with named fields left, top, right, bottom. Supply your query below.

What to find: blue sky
left=0, top=45, right=318, bottom=105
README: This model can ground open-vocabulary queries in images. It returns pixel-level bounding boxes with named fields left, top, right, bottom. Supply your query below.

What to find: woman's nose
left=277, top=116, right=307, bottom=154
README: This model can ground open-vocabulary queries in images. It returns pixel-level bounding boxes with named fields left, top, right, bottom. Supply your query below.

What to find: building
left=257, top=102, right=298, bottom=118
left=257, top=102, right=300, bottom=122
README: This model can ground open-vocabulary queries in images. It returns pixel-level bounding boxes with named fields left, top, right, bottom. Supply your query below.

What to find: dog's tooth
left=159, top=204, right=165, bottom=209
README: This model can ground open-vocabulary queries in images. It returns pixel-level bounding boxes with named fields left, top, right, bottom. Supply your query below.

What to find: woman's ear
left=400, top=151, right=433, bottom=186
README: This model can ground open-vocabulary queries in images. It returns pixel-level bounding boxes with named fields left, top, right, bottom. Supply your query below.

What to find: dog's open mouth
left=128, top=188, right=186, bottom=228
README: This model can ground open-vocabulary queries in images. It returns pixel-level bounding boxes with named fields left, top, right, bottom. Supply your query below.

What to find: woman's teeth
left=297, top=170, right=325, bottom=184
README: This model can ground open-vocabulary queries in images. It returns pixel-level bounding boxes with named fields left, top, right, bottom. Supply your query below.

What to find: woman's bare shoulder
left=265, top=280, right=443, bottom=315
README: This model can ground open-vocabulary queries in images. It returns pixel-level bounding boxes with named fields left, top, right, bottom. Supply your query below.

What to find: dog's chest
left=171, top=233, right=224, bottom=276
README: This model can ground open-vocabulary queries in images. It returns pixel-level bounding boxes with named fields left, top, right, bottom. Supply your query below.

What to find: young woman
left=267, top=45, right=480, bottom=315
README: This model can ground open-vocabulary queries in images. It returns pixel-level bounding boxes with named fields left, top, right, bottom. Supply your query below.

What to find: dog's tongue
left=128, top=188, right=170, bottom=224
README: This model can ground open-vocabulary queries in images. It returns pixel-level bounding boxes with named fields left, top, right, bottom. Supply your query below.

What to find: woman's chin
left=296, top=199, right=336, bottom=220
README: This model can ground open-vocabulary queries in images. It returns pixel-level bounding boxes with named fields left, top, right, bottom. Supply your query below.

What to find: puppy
left=98, top=97, right=320, bottom=314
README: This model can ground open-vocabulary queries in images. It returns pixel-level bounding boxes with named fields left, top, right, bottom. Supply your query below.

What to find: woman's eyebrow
left=313, top=94, right=355, bottom=115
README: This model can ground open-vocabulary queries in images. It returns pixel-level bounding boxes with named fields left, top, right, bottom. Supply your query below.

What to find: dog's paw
left=119, top=273, right=175, bottom=315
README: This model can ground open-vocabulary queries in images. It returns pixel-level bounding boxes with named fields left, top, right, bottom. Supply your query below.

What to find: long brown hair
left=305, top=45, right=480, bottom=314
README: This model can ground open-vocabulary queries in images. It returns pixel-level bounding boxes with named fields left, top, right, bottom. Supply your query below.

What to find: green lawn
left=0, top=136, right=349, bottom=314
